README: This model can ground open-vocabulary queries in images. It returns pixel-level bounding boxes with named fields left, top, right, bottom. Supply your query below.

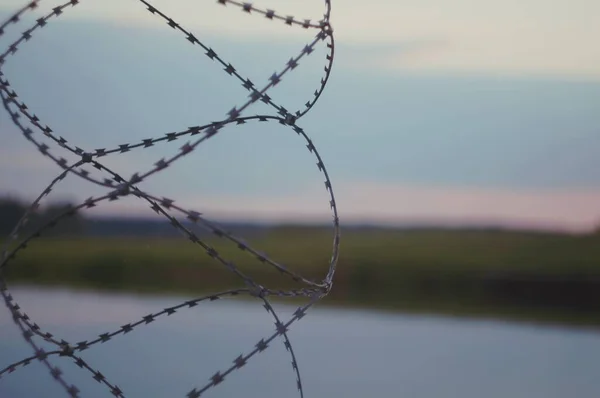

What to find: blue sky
left=1, top=0, right=599, bottom=231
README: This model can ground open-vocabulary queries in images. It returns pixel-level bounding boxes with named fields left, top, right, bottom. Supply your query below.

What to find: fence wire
left=0, top=1, right=340, bottom=396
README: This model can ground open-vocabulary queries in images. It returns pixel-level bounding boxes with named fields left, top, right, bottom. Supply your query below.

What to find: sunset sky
left=0, top=0, right=599, bottom=232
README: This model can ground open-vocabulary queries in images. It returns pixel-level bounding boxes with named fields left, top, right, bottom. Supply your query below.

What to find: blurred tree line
left=0, top=196, right=84, bottom=238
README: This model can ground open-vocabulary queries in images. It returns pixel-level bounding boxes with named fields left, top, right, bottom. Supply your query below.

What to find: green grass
left=4, top=228, right=600, bottom=328
left=5, top=228, right=600, bottom=285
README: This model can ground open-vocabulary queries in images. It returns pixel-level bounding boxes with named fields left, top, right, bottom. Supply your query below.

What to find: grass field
left=4, top=228, right=600, bottom=327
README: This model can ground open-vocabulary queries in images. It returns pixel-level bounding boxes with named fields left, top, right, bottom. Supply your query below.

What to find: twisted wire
left=0, top=1, right=339, bottom=397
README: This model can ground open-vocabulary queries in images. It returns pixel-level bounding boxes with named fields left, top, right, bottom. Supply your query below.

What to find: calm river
left=1, top=286, right=599, bottom=398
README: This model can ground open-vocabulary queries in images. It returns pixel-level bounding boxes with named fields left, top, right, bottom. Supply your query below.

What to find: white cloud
left=2, top=0, right=597, bottom=79
left=3, top=144, right=600, bottom=232
left=99, top=181, right=600, bottom=233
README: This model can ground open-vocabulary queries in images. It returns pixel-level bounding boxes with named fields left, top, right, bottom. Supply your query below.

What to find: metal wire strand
left=0, top=1, right=339, bottom=397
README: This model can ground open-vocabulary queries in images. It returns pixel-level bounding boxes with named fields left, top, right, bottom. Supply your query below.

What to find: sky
left=0, top=0, right=599, bottom=232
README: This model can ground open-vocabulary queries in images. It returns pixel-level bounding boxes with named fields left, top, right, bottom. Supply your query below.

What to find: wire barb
left=0, top=1, right=339, bottom=397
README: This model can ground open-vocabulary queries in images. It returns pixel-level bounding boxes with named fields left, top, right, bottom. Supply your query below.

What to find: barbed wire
left=0, top=1, right=339, bottom=397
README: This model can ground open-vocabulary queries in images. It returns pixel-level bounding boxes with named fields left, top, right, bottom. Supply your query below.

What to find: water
left=1, top=286, right=600, bottom=398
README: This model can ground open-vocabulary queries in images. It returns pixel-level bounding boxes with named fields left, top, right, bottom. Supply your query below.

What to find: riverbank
left=4, top=228, right=600, bottom=327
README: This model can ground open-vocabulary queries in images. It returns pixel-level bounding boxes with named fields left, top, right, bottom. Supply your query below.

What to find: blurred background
left=1, top=0, right=600, bottom=397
